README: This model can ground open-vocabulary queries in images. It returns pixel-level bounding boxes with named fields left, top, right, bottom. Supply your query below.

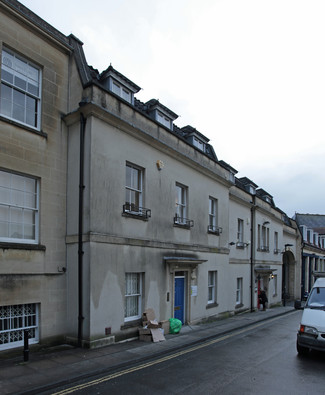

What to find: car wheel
left=297, top=340, right=309, bottom=356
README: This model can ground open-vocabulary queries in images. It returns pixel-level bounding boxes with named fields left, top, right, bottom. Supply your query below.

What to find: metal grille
left=0, top=304, right=38, bottom=350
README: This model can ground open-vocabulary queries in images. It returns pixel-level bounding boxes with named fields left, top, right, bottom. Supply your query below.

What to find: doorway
left=174, top=273, right=186, bottom=323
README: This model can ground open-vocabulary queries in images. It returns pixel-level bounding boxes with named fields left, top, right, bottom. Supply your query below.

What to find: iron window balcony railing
left=123, top=203, right=151, bottom=219
left=173, top=214, right=194, bottom=228
left=207, top=225, right=223, bottom=235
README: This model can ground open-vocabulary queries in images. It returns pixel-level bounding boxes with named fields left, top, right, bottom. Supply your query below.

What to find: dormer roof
left=99, top=65, right=141, bottom=93
left=145, top=99, right=178, bottom=120
left=238, top=177, right=258, bottom=188
left=181, top=125, right=210, bottom=143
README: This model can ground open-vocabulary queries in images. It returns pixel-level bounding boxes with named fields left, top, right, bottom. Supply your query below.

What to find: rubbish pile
left=138, top=308, right=170, bottom=342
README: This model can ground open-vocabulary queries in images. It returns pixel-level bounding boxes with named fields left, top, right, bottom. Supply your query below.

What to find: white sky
left=22, top=0, right=325, bottom=217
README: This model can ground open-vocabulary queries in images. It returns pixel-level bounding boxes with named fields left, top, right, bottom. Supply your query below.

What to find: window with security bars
left=0, top=303, right=39, bottom=350
left=0, top=170, right=39, bottom=243
left=124, top=273, right=142, bottom=321
left=0, top=48, right=41, bottom=129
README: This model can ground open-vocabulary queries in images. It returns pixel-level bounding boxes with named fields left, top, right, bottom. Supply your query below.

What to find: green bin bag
left=169, top=318, right=182, bottom=334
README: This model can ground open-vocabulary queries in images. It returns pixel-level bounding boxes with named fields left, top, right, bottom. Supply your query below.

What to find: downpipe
left=78, top=112, right=86, bottom=347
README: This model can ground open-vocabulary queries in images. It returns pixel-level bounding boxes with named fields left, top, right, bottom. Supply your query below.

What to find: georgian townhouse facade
left=65, top=39, right=235, bottom=346
left=0, top=0, right=71, bottom=350
left=229, top=178, right=301, bottom=313
left=0, top=0, right=302, bottom=351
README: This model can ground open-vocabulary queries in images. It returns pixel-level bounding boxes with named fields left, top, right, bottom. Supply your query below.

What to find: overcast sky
left=22, top=0, right=325, bottom=217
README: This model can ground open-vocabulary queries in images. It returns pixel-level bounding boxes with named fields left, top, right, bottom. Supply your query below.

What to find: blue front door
left=174, top=277, right=185, bottom=323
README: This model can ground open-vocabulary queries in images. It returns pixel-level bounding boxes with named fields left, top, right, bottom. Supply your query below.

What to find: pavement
left=0, top=304, right=299, bottom=394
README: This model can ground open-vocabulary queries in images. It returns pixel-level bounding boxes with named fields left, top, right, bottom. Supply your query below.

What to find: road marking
left=52, top=313, right=296, bottom=394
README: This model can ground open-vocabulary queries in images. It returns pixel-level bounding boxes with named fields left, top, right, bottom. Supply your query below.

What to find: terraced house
left=0, top=0, right=302, bottom=351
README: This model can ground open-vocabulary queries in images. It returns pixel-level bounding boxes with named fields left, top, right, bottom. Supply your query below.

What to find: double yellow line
left=53, top=314, right=290, bottom=394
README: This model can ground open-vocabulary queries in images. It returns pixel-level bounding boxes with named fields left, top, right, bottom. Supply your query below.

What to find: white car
left=297, top=277, right=325, bottom=356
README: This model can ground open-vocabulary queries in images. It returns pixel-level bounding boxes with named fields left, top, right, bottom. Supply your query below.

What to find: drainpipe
left=78, top=112, right=86, bottom=347
left=250, top=195, right=256, bottom=312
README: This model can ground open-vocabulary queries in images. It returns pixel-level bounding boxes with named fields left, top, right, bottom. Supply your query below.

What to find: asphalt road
left=50, top=311, right=325, bottom=395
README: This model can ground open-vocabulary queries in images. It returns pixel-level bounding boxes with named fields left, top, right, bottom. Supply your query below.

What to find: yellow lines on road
left=52, top=313, right=293, bottom=394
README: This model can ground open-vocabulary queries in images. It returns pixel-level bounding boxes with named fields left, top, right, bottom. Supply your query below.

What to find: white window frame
left=111, top=79, right=132, bottom=103
left=1, top=48, right=41, bottom=130
left=208, top=197, right=218, bottom=232
left=175, top=183, right=187, bottom=224
left=124, top=273, right=142, bottom=322
left=125, top=163, right=143, bottom=211
left=0, top=170, right=39, bottom=244
left=261, top=225, right=269, bottom=250
left=208, top=271, right=217, bottom=304
left=236, top=277, right=243, bottom=305
left=0, top=303, right=39, bottom=350
left=237, top=219, right=244, bottom=243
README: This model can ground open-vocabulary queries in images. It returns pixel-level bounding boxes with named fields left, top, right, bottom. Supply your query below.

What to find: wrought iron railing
left=123, top=203, right=151, bottom=219
left=173, top=214, right=194, bottom=228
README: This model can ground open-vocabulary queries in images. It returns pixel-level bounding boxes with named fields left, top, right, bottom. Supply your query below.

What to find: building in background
left=294, top=214, right=325, bottom=298
left=0, top=0, right=302, bottom=351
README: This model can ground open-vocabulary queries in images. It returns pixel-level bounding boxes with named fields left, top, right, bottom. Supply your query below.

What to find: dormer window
left=100, top=65, right=141, bottom=105
left=193, top=137, right=205, bottom=151
left=146, top=99, right=178, bottom=131
left=238, top=177, right=258, bottom=196
left=112, top=80, right=132, bottom=102
left=156, top=111, right=172, bottom=129
left=247, top=185, right=256, bottom=195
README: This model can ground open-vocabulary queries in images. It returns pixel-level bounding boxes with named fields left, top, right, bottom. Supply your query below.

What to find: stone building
left=294, top=213, right=325, bottom=298
left=0, top=0, right=71, bottom=350
left=0, top=0, right=302, bottom=351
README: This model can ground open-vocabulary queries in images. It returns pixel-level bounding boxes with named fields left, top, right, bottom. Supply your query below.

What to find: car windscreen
left=306, top=287, right=325, bottom=308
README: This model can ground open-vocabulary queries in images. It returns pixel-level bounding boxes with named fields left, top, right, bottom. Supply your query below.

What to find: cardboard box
left=151, top=328, right=165, bottom=342
left=147, top=319, right=159, bottom=329
left=159, top=320, right=170, bottom=334
left=138, top=328, right=151, bottom=335
left=142, top=308, right=156, bottom=323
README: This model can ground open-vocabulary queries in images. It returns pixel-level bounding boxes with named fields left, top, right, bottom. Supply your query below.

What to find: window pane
left=0, top=83, right=12, bottom=117
left=14, top=75, right=27, bottom=90
left=24, top=223, right=35, bottom=240
left=1, top=69, right=13, bottom=84
left=0, top=170, right=38, bottom=242
left=126, top=166, right=131, bottom=188
left=1, top=49, right=40, bottom=128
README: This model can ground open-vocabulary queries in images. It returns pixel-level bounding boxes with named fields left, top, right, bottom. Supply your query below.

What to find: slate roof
left=294, top=214, right=325, bottom=235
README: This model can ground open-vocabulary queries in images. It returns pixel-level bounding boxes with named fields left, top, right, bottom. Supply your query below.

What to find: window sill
left=235, top=303, right=243, bottom=309
left=0, top=242, right=46, bottom=251
left=173, top=223, right=191, bottom=230
left=257, top=248, right=270, bottom=253
left=0, top=115, right=47, bottom=138
left=121, top=318, right=142, bottom=330
left=206, top=302, right=219, bottom=309
left=122, top=213, right=149, bottom=221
